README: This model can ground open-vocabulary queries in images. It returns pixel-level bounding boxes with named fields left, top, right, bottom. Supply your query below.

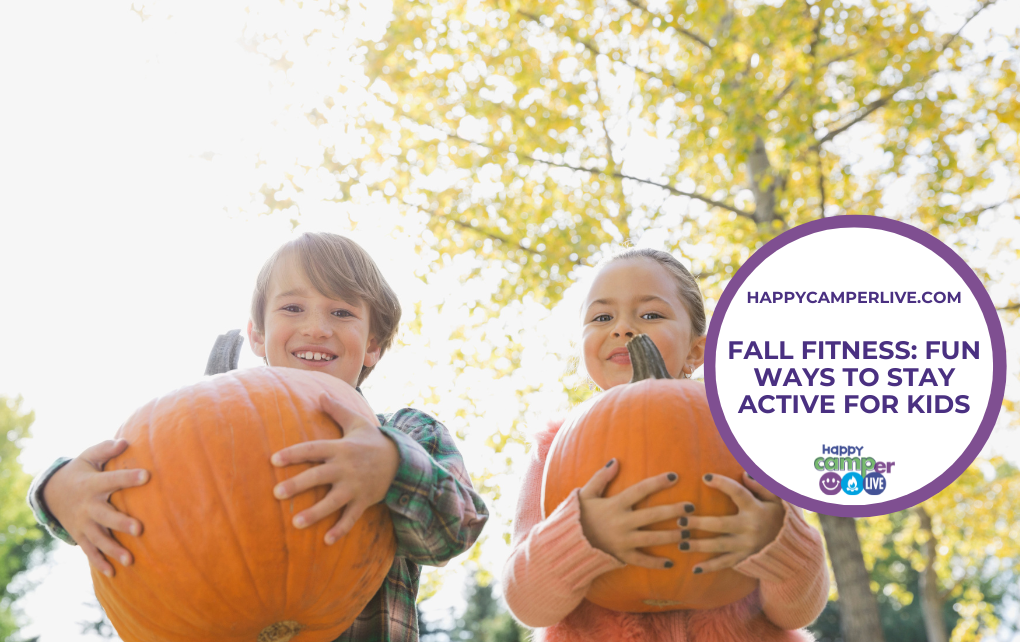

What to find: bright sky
left=1, top=0, right=1019, bottom=640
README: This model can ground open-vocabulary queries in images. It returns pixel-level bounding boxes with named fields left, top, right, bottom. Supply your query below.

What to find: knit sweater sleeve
left=732, top=501, right=830, bottom=630
left=501, top=422, right=624, bottom=629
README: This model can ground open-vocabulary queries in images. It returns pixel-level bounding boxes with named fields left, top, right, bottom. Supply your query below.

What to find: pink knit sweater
left=502, top=419, right=830, bottom=642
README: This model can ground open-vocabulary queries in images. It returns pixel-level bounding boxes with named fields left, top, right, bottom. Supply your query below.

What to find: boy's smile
left=248, top=253, right=380, bottom=388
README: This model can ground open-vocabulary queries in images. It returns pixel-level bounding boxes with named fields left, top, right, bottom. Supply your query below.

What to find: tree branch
left=812, top=88, right=899, bottom=148
left=944, top=0, right=1001, bottom=49
left=623, top=0, right=713, bottom=50
left=425, top=120, right=753, bottom=218
left=403, top=197, right=570, bottom=263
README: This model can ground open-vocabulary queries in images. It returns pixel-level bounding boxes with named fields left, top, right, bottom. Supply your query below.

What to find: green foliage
left=421, top=571, right=528, bottom=642
left=0, top=396, right=53, bottom=641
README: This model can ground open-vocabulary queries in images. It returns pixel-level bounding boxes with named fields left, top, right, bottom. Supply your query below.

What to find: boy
left=28, top=232, right=489, bottom=641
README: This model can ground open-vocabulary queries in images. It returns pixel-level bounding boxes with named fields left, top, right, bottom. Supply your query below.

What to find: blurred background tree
left=0, top=396, right=53, bottom=641
left=238, top=0, right=1019, bottom=638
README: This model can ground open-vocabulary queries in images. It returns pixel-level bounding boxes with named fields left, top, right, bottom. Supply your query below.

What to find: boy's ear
left=686, top=335, right=707, bottom=374
left=247, top=320, right=267, bottom=358
left=363, top=335, right=382, bottom=369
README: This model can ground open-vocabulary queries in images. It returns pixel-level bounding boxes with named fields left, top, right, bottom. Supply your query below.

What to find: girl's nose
left=612, top=318, right=635, bottom=338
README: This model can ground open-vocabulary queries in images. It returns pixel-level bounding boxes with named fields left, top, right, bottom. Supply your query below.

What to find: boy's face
left=248, top=254, right=380, bottom=389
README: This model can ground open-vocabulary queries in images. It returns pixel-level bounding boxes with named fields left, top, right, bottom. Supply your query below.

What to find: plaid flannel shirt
left=28, top=397, right=489, bottom=642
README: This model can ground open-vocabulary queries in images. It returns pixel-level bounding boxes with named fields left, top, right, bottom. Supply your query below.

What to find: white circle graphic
left=711, top=226, right=995, bottom=510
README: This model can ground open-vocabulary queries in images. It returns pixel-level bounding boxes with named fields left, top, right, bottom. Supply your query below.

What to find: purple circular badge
left=705, top=215, right=1007, bottom=517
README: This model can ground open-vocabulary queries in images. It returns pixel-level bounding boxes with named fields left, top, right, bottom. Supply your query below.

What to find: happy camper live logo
left=815, top=445, right=894, bottom=496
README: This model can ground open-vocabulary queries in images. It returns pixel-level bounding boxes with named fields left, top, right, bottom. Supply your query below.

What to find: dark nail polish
left=703, top=474, right=713, bottom=482
left=667, top=472, right=677, bottom=482
left=685, top=504, right=695, bottom=513
left=693, top=567, right=703, bottom=574
left=664, top=560, right=674, bottom=569
left=681, top=530, right=690, bottom=539
left=748, top=474, right=754, bottom=480
left=680, top=542, right=690, bottom=551
left=679, top=517, right=688, bottom=527
left=605, top=459, right=615, bottom=468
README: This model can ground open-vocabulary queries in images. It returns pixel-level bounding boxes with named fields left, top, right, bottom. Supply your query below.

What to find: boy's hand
left=43, top=439, right=149, bottom=577
left=677, top=472, right=785, bottom=574
left=578, top=459, right=689, bottom=569
left=271, top=392, right=399, bottom=545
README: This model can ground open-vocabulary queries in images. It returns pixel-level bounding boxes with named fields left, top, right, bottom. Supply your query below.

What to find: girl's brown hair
left=250, top=232, right=402, bottom=385
left=601, top=248, right=706, bottom=337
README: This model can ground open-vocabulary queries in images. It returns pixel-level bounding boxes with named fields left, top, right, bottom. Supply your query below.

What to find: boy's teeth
left=298, top=351, right=334, bottom=361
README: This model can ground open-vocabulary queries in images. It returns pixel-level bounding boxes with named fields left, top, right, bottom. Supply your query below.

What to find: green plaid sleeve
left=377, top=408, right=489, bottom=565
left=26, top=457, right=77, bottom=545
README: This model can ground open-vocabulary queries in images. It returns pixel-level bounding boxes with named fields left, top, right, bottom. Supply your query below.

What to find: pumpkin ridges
left=544, top=337, right=758, bottom=611
left=96, top=368, right=395, bottom=641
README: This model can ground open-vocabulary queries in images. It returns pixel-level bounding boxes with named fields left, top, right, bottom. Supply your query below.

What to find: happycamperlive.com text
left=746, top=291, right=962, bottom=304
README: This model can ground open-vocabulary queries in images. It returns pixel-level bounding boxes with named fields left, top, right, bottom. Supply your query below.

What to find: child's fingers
left=320, top=393, right=380, bottom=431
left=273, top=463, right=338, bottom=500
left=614, top=472, right=680, bottom=509
left=743, top=471, right=780, bottom=502
left=271, top=440, right=335, bottom=467
left=701, top=474, right=757, bottom=512
left=620, top=550, right=676, bottom=570
left=690, top=552, right=744, bottom=575
left=290, top=487, right=353, bottom=530
left=628, top=529, right=684, bottom=549
left=81, top=439, right=129, bottom=469
left=629, top=502, right=695, bottom=529
left=95, top=468, right=149, bottom=495
left=91, top=503, right=143, bottom=537
left=86, top=523, right=133, bottom=568
left=579, top=459, right=619, bottom=500
left=325, top=502, right=367, bottom=545
left=679, top=534, right=738, bottom=554
left=81, top=539, right=115, bottom=578
left=679, top=514, right=738, bottom=535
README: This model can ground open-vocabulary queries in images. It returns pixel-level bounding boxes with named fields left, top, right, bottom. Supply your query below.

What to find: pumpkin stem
left=627, top=334, right=673, bottom=383
left=257, top=621, right=304, bottom=642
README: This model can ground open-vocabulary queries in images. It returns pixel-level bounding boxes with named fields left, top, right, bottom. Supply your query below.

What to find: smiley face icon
left=819, top=472, right=842, bottom=495
left=842, top=472, right=865, bottom=496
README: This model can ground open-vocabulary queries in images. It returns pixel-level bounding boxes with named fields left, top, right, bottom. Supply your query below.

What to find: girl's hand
left=43, top=439, right=150, bottom=577
left=578, top=459, right=691, bottom=569
left=677, top=472, right=785, bottom=574
left=271, top=393, right=399, bottom=545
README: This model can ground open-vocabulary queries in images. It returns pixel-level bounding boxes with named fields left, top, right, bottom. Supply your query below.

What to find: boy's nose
left=302, top=313, right=333, bottom=337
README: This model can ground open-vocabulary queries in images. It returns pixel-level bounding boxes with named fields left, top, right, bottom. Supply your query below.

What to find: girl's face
left=581, top=258, right=706, bottom=391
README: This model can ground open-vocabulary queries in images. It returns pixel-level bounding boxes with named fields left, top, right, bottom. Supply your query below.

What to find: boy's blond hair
left=250, top=232, right=402, bottom=385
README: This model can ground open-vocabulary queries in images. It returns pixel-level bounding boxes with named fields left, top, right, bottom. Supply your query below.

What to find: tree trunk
left=747, top=135, right=783, bottom=225
left=915, top=506, right=949, bottom=642
left=818, top=514, right=886, bottom=642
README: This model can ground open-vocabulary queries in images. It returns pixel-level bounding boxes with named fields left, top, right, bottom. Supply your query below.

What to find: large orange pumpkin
left=93, top=367, right=397, bottom=642
left=542, top=335, right=758, bottom=612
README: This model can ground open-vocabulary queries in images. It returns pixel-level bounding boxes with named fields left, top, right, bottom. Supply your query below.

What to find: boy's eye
left=332, top=309, right=354, bottom=318
left=282, top=305, right=302, bottom=313
left=592, top=314, right=612, bottom=323
left=642, top=312, right=664, bottom=320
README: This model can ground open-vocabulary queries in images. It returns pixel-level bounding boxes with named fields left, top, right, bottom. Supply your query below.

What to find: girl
left=502, top=248, right=829, bottom=641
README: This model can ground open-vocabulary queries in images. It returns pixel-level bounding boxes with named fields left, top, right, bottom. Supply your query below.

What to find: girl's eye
left=642, top=312, right=664, bottom=320
left=593, top=314, right=612, bottom=322
left=282, top=305, right=302, bottom=313
left=332, top=309, right=354, bottom=318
